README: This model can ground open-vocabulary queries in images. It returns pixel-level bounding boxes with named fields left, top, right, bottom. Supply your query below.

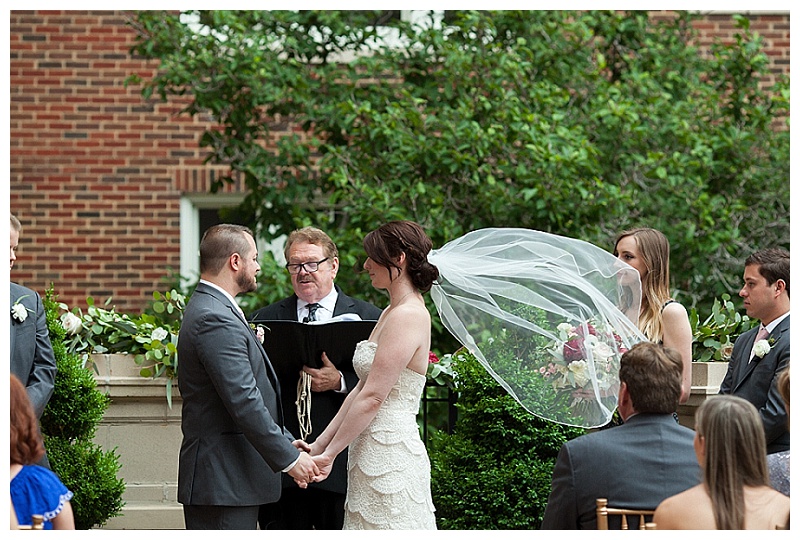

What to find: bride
left=308, top=220, right=438, bottom=530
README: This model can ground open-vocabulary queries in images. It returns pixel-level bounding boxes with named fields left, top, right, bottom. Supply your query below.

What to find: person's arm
left=50, top=500, right=75, bottom=530
left=661, top=302, right=693, bottom=404
left=759, top=348, right=789, bottom=445
left=540, top=443, right=578, bottom=529
left=312, top=306, right=427, bottom=464
left=26, top=291, right=57, bottom=418
left=194, top=308, right=302, bottom=473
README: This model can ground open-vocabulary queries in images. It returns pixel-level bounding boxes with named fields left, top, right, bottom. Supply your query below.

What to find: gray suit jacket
left=177, top=282, right=300, bottom=506
left=719, top=315, right=790, bottom=453
left=248, top=285, right=382, bottom=494
left=541, top=413, right=701, bottom=529
left=10, top=282, right=57, bottom=418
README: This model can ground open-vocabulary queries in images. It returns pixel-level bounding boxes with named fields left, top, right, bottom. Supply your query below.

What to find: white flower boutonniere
left=250, top=323, right=265, bottom=344
left=11, top=296, right=32, bottom=323
left=753, top=339, right=772, bottom=358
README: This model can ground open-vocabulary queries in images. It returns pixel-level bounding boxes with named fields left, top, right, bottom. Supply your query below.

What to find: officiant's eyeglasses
left=286, top=257, right=329, bottom=275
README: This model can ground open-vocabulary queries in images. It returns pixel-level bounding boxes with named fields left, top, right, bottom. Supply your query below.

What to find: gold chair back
left=596, top=498, right=656, bottom=530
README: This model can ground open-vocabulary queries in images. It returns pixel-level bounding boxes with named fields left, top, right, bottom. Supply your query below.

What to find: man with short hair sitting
left=541, top=341, right=701, bottom=529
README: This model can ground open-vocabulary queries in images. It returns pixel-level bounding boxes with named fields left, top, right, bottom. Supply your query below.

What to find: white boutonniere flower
left=11, top=296, right=32, bottom=323
left=753, top=339, right=771, bottom=358
left=250, top=323, right=265, bottom=344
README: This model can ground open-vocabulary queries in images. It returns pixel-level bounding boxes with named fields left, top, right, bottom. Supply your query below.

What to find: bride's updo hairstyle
left=363, top=221, right=440, bottom=293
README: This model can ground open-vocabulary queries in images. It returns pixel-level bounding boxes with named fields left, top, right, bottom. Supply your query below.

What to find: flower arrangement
left=426, top=350, right=456, bottom=388
left=536, top=318, right=628, bottom=408
left=690, top=294, right=757, bottom=362
left=60, top=290, right=186, bottom=386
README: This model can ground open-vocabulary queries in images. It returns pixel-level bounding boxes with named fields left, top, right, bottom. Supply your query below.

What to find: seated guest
left=10, top=374, right=75, bottom=530
left=541, top=342, right=700, bottom=529
left=767, top=368, right=789, bottom=495
left=654, top=395, right=790, bottom=529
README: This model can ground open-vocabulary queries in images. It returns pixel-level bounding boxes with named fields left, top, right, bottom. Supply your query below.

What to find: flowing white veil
left=429, top=228, right=646, bottom=428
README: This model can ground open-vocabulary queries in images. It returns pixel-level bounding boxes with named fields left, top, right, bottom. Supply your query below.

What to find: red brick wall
left=8, top=10, right=790, bottom=312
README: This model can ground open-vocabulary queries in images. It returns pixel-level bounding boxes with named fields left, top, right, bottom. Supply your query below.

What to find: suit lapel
left=732, top=316, right=789, bottom=391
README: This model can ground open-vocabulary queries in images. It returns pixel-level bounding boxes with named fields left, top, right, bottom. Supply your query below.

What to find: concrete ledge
left=90, top=354, right=184, bottom=530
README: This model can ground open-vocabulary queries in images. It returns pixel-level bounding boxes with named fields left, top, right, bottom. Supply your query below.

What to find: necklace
left=390, top=289, right=416, bottom=307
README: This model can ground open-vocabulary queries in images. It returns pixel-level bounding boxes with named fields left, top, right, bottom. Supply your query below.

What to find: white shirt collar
left=764, top=311, right=790, bottom=333
left=200, top=279, right=241, bottom=315
left=297, top=287, right=339, bottom=322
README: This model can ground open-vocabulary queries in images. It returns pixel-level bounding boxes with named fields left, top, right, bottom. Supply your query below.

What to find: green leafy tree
left=127, top=10, right=788, bottom=347
left=40, top=287, right=125, bottom=529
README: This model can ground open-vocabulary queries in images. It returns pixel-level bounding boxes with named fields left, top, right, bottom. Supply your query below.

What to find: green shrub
left=40, top=287, right=125, bottom=529
left=430, top=350, right=585, bottom=529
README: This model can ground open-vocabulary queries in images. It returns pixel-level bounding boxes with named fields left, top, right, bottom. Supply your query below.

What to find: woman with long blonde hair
left=614, top=228, right=692, bottom=403
left=654, top=395, right=789, bottom=529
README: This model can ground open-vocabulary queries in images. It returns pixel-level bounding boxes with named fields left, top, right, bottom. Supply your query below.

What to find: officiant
left=249, top=226, right=382, bottom=530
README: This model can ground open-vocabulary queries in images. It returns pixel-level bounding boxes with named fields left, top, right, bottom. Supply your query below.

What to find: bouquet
left=538, top=318, right=627, bottom=410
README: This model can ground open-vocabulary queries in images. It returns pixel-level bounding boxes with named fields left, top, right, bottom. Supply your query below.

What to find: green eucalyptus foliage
left=40, top=287, right=125, bottom=529
left=127, top=10, right=788, bottom=351
left=429, top=349, right=585, bottom=529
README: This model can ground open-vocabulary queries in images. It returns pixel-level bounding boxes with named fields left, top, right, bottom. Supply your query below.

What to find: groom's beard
left=236, top=272, right=257, bottom=294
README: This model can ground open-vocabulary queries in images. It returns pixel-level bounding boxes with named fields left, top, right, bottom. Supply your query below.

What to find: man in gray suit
left=177, top=224, right=319, bottom=529
left=541, top=342, right=700, bottom=529
left=10, top=213, right=57, bottom=421
left=250, top=227, right=382, bottom=530
left=720, top=247, right=789, bottom=454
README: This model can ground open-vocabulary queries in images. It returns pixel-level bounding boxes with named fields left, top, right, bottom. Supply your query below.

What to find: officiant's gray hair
left=200, top=224, right=255, bottom=275
left=284, top=226, right=339, bottom=260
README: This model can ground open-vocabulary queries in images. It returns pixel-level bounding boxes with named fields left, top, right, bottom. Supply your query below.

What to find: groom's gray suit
left=177, top=282, right=300, bottom=518
left=10, top=282, right=57, bottom=419
left=719, top=315, right=790, bottom=453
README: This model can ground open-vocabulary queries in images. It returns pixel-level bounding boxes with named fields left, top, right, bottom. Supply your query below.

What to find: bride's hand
left=311, top=453, right=334, bottom=482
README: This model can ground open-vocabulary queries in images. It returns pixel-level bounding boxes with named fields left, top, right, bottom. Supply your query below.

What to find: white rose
left=591, top=341, right=614, bottom=361
left=11, top=302, right=28, bottom=323
left=567, top=360, right=590, bottom=387
left=151, top=327, right=169, bottom=342
left=60, top=312, right=83, bottom=335
left=753, top=339, right=771, bottom=358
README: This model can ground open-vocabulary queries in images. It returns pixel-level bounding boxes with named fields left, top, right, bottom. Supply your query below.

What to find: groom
left=719, top=248, right=790, bottom=454
left=10, top=213, right=57, bottom=421
left=177, top=224, right=318, bottom=529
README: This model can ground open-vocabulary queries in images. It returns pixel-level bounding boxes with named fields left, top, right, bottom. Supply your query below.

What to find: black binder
left=251, top=319, right=377, bottom=381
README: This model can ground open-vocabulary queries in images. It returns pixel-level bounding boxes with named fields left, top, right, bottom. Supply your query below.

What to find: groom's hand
left=288, top=452, right=319, bottom=489
left=311, top=453, right=334, bottom=483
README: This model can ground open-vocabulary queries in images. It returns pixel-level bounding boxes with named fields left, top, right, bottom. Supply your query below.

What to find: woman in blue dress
left=10, top=374, right=74, bottom=530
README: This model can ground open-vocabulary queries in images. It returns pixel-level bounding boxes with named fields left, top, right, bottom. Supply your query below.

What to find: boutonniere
left=11, top=295, right=33, bottom=323
left=753, top=337, right=777, bottom=359
left=250, top=323, right=265, bottom=344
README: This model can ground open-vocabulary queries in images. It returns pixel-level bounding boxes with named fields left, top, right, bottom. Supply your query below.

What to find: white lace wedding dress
left=343, top=340, right=437, bottom=530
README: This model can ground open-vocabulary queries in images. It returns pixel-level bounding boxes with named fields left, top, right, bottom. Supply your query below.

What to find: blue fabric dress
left=11, top=465, right=73, bottom=529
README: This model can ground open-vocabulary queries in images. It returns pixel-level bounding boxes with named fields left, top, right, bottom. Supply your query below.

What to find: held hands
left=302, top=352, right=342, bottom=392
left=287, top=451, right=319, bottom=489
left=311, top=454, right=334, bottom=483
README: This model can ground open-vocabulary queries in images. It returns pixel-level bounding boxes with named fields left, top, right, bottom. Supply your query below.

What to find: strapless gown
left=343, top=340, right=437, bottom=529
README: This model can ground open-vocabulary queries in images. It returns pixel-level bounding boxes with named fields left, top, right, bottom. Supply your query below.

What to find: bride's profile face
left=364, top=254, right=403, bottom=290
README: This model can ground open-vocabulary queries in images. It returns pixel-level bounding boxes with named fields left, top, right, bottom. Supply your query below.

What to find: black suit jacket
left=248, top=285, right=382, bottom=494
left=10, top=282, right=57, bottom=418
left=541, top=413, right=701, bottom=530
left=177, top=282, right=300, bottom=507
left=719, top=315, right=790, bottom=453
